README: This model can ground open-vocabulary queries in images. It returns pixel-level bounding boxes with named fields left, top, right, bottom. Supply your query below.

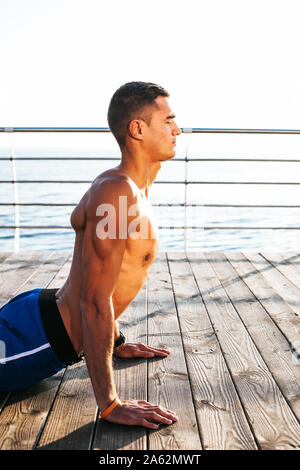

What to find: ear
left=128, top=119, right=145, bottom=141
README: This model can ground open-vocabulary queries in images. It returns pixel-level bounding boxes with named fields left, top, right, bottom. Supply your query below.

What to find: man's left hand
left=113, top=342, right=170, bottom=359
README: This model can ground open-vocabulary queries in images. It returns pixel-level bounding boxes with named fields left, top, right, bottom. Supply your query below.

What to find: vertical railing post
left=183, top=129, right=192, bottom=253
left=7, top=129, right=20, bottom=252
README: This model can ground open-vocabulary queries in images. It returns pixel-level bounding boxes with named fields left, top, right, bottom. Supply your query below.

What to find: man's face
left=143, top=96, right=181, bottom=162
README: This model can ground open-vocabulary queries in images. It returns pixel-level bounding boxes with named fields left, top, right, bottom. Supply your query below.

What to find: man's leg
left=0, top=289, right=66, bottom=391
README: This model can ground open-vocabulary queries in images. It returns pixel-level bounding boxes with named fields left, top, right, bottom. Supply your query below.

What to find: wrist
left=100, top=392, right=118, bottom=411
left=100, top=396, right=121, bottom=419
left=114, top=330, right=126, bottom=350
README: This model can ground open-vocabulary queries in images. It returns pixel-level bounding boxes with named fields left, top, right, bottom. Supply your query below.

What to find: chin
left=160, top=155, right=175, bottom=162
left=157, top=148, right=176, bottom=162
left=168, top=150, right=176, bottom=159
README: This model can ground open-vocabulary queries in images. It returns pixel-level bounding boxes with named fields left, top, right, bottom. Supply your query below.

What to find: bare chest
left=127, top=194, right=158, bottom=241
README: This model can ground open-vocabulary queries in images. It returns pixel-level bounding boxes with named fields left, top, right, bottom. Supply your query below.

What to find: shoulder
left=86, top=174, right=137, bottom=218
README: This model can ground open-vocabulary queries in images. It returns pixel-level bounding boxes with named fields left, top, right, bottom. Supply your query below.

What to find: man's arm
left=80, top=178, right=129, bottom=412
left=81, top=178, right=178, bottom=428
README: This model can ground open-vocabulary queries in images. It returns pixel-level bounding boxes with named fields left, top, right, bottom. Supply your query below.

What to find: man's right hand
left=102, top=399, right=178, bottom=429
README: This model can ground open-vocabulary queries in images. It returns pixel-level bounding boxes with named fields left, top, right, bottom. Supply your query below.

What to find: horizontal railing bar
left=0, top=127, right=111, bottom=133
left=1, top=202, right=300, bottom=209
left=0, top=157, right=120, bottom=161
left=1, top=156, right=300, bottom=163
left=187, top=128, right=300, bottom=135
left=0, top=226, right=73, bottom=229
left=1, top=225, right=300, bottom=230
left=159, top=226, right=300, bottom=230
left=2, top=127, right=299, bottom=247
left=0, top=203, right=76, bottom=206
left=193, top=204, right=300, bottom=208
left=1, top=180, right=300, bottom=185
left=1, top=127, right=300, bottom=134
left=180, top=158, right=300, bottom=162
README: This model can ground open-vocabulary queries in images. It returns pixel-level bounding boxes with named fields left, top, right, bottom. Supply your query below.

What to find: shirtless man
left=0, top=82, right=181, bottom=429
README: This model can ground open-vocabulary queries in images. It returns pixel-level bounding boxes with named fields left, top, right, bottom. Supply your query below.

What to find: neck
left=118, top=147, right=161, bottom=194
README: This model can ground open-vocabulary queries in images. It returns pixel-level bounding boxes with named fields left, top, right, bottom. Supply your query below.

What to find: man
left=0, top=82, right=181, bottom=429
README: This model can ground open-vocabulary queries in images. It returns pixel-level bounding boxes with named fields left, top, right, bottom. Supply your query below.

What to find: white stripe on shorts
left=0, top=343, right=51, bottom=364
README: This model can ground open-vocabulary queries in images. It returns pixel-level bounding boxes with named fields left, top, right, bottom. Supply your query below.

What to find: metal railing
left=1, top=126, right=300, bottom=251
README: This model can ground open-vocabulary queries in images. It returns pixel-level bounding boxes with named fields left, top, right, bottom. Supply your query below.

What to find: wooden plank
left=15, top=251, right=72, bottom=294
left=0, top=253, right=12, bottom=263
left=222, top=251, right=300, bottom=369
left=93, top=285, right=148, bottom=450
left=0, top=251, right=71, bottom=297
left=207, top=251, right=300, bottom=422
left=188, top=252, right=300, bottom=450
left=0, top=251, right=53, bottom=307
left=147, top=253, right=201, bottom=450
left=0, top=373, right=65, bottom=450
left=0, top=393, right=11, bottom=413
left=0, top=253, right=70, bottom=449
left=167, top=252, right=257, bottom=450
left=36, top=361, right=97, bottom=450
left=260, top=252, right=300, bottom=290
left=243, top=252, right=300, bottom=316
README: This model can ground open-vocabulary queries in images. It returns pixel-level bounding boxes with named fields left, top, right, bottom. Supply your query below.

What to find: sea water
left=0, top=131, right=300, bottom=252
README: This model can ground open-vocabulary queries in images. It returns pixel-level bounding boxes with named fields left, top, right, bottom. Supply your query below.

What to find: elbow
left=80, top=298, right=94, bottom=317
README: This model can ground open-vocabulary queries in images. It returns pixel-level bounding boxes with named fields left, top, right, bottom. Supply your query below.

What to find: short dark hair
left=107, top=81, right=169, bottom=147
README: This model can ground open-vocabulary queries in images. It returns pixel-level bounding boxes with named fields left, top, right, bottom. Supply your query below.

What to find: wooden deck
left=1, top=250, right=300, bottom=451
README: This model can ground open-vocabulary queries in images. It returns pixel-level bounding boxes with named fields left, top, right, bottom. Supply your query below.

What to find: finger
left=150, top=350, right=170, bottom=357
left=139, top=344, right=170, bottom=354
left=132, top=347, right=166, bottom=358
left=149, top=347, right=170, bottom=354
left=132, top=349, right=155, bottom=358
left=141, top=411, right=175, bottom=425
left=144, top=405, right=179, bottom=421
left=138, top=418, right=159, bottom=430
left=136, top=346, right=169, bottom=357
left=137, top=399, right=152, bottom=405
left=136, top=401, right=178, bottom=419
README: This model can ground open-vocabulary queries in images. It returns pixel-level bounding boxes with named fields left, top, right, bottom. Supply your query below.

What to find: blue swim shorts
left=0, top=289, right=69, bottom=391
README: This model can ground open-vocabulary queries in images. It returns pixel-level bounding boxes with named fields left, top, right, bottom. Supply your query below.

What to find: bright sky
left=0, top=0, right=299, bottom=129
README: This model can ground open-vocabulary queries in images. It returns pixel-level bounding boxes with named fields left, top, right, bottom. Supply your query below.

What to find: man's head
left=107, top=81, right=170, bottom=148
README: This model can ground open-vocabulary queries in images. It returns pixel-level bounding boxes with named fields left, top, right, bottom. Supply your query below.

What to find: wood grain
left=36, top=361, right=97, bottom=450
left=0, top=253, right=12, bottom=263
left=223, top=251, right=300, bottom=371
left=2, top=251, right=300, bottom=450
left=189, top=252, right=300, bottom=450
left=208, top=251, right=300, bottom=421
left=260, top=252, right=300, bottom=290
left=0, top=251, right=53, bottom=307
left=0, top=369, right=64, bottom=449
left=167, top=251, right=257, bottom=450
left=244, top=252, right=300, bottom=315
left=147, top=253, right=201, bottom=450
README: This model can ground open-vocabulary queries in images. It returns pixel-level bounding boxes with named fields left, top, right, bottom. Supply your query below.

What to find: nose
left=172, top=121, right=181, bottom=136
